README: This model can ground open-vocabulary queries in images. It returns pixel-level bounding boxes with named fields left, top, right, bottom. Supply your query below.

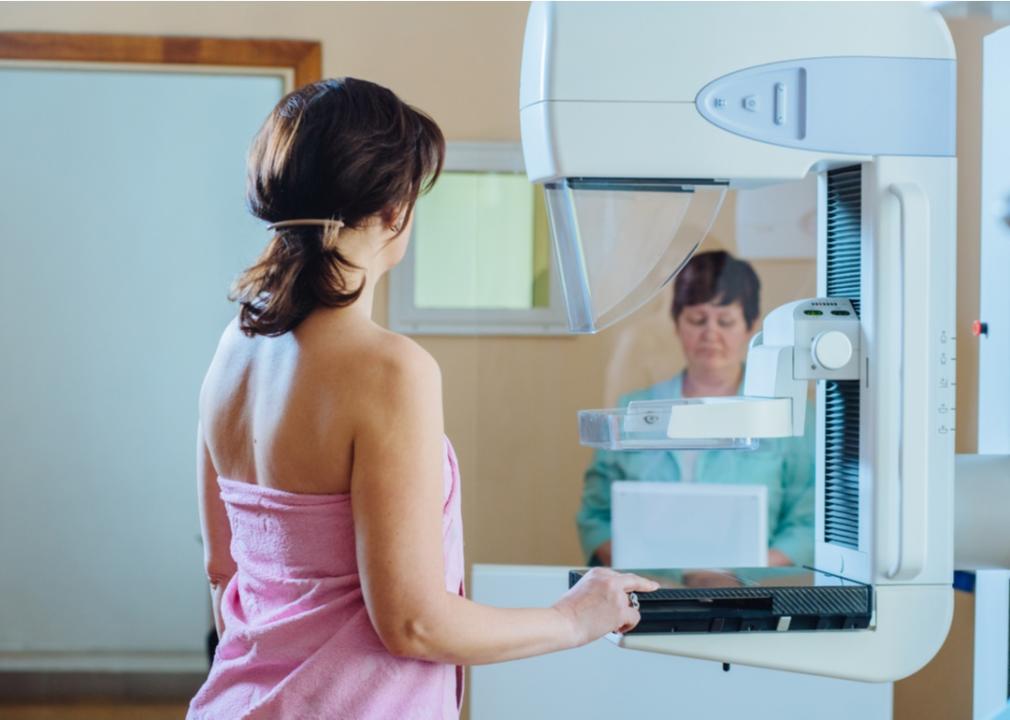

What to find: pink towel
left=188, top=437, right=465, bottom=720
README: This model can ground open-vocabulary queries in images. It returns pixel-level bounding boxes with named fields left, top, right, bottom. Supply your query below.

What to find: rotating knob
left=812, top=331, right=853, bottom=371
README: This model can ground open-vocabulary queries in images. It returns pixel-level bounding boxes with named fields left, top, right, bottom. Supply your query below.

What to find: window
left=388, top=142, right=569, bottom=335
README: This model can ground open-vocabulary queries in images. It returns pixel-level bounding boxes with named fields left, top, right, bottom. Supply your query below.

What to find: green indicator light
left=831, top=310, right=851, bottom=316
left=804, top=309, right=824, bottom=316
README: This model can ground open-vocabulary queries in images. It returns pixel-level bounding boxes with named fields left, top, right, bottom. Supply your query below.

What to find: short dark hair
left=232, top=77, right=445, bottom=337
left=671, top=250, right=761, bottom=329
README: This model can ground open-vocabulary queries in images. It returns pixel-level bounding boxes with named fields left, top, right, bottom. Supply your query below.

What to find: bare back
left=200, top=312, right=404, bottom=495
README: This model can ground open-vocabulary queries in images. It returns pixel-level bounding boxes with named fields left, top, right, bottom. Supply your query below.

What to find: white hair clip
left=267, top=219, right=345, bottom=232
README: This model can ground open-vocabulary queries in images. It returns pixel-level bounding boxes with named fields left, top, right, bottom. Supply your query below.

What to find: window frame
left=387, top=141, right=570, bottom=336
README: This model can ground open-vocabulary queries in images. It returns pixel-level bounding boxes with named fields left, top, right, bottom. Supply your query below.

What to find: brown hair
left=231, top=77, right=445, bottom=336
left=672, top=250, right=761, bottom=329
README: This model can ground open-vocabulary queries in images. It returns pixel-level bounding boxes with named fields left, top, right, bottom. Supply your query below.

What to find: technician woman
left=577, top=251, right=815, bottom=568
left=188, top=78, right=656, bottom=720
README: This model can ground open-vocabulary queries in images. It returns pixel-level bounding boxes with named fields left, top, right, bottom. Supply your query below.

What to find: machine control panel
left=694, top=57, right=955, bottom=157
left=772, top=298, right=861, bottom=381
left=937, top=326, right=957, bottom=437
left=698, top=66, right=806, bottom=143
left=812, top=330, right=854, bottom=371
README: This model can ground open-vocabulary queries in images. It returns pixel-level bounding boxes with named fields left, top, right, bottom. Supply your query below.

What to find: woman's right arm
left=350, top=338, right=656, bottom=666
left=196, top=420, right=236, bottom=637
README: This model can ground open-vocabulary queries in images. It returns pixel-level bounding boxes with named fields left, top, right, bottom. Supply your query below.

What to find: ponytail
left=230, top=226, right=364, bottom=337
left=237, top=77, right=444, bottom=336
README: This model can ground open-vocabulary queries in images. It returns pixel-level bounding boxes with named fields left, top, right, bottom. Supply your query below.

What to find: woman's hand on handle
left=553, top=568, right=660, bottom=645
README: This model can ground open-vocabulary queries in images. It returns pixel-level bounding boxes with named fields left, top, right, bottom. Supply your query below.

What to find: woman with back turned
left=187, top=78, right=656, bottom=720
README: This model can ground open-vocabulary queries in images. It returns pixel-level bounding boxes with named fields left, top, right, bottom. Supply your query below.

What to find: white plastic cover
left=544, top=179, right=727, bottom=333
left=578, top=403, right=758, bottom=451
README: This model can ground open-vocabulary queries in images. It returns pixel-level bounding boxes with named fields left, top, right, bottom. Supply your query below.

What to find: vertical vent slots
left=826, top=166, right=862, bottom=316
left=824, top=165, right=862, bottom=550
left=824, top=381, right=861, bottom=549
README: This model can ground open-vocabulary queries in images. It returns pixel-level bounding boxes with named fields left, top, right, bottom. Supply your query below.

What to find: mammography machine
left=519, top=1, right=1004, bottom=683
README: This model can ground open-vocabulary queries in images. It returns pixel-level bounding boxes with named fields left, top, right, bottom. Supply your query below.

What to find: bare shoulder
left=199, top=318, right=252, bottom=408
left=351, top=328, right=443, bottom=421
left=211, top=317, right=247, bottom=361
left=365, top=329, right=440, bottom=393
left=387, top=331, right=440, bottom=376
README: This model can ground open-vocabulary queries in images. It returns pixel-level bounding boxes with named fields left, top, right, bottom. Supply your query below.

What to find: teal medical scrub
left=576, top=373, right=816, bottom=566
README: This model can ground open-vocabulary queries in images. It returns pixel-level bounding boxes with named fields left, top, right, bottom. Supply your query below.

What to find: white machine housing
left=522, top=2, right=957, bottom=681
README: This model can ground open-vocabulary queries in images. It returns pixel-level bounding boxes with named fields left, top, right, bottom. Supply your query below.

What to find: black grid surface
left=824, top=165, right=863, bottom=550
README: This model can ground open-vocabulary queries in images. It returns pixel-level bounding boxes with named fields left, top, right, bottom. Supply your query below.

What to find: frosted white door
left=0, top=66, right=284, bottom=670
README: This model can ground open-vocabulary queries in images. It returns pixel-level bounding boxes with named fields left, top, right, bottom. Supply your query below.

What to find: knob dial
left=812, top=331, right=853, bottom=371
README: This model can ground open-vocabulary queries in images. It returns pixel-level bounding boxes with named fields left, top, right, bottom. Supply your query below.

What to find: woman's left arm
left=197, top=421, right=236, bottom=637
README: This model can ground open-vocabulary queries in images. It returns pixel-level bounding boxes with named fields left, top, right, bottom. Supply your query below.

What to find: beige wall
left=2, top=4, right=1005, bottom=719
left=2, top=1, right=530, bottom=141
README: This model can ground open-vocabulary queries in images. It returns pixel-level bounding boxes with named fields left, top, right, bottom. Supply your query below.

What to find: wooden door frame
left=0, top=32, right=322, bottom=87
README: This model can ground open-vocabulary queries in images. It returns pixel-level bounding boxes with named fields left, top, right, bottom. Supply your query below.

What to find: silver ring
left=628, top=592, right=640, bottom=610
